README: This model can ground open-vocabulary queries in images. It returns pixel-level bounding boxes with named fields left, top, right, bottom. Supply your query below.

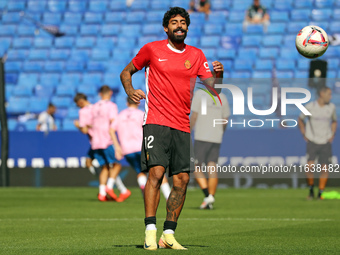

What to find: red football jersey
left=132, top=39, right=213, bottom=133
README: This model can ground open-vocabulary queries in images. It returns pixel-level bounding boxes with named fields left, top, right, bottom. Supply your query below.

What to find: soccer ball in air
left=295, top=25, right=329, bottom=59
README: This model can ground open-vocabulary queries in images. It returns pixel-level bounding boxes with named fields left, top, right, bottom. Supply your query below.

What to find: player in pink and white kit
left=91, top=85, right=131, bottom=202
left=110, top=97, right=171, bottom=200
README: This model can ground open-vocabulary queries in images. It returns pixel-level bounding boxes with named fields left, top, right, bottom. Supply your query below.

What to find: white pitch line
left=0, top=218, right=334, bottom=222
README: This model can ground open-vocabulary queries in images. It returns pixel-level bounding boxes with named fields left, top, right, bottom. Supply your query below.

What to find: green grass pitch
left=1, top=187, right=340, bottom=255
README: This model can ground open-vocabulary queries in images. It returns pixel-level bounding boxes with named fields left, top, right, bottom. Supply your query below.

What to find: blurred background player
left=243, top=0, right=270, bottom=32
left=73, top=93, right=96, bottom=175
left=191, top=89, right=230, bottom=209
left=109, top=97, right=171, bottom=199
left=91, top=85, right=130, bottom=202
left=298, top=86, right=337, bottom=200
left=36, top=103, right=57, bottom=131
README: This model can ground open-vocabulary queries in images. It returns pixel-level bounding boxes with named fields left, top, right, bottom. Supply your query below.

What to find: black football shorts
left=306, top=141, right=332, bottom=165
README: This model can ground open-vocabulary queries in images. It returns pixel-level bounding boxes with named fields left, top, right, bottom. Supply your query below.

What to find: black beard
left=169, top=29, right=187, bottom=44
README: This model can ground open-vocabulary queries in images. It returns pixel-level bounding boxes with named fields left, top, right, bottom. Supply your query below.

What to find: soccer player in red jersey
left=120, top=7, right=224, bottom=250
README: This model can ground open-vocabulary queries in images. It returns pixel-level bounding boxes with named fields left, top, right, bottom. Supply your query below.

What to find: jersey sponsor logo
left=158, top=58, right=168, bottom=62
left=184, top=60, right=191, bottom=69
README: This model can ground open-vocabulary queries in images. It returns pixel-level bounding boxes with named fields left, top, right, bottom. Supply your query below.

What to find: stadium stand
left=1, top=0, right=339, bottom=129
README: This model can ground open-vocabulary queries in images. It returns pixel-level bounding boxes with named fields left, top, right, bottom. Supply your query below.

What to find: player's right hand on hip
left=128, top=89, right=146, bottom=103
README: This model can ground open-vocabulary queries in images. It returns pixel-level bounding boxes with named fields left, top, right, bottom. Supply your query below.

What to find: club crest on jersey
left=184, top=60, right=191, bottom=69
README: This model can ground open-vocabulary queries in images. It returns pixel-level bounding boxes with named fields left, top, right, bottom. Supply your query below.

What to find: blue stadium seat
left=40, top=73, right=60, bottom=87
left=294, top=70, right=309, bottom=78
left=297, top=59, right=310, bottom=70
left=7, top=1, right=26, bottom=11
left=259, top=47, right=279, bottom=58
left=34, top=38, right=53, bottom=48
left=28, top=97, right=49, bottom=113
left=96, top=38, right=115, bottom=49
left=327, top=58, right=339, bottom=70
left=245, top=25, right=264, bottom=34
left=131, top=0, right=149, bottom=11
left=229, top=11, right=244, bottom=22
left=116, top=37, right=136, bottom=49
left=294, top=0, right=313, bottom=8
left=67, top=108, right=79, bottom=119
left=48, top=0, right=67, bottom=12
left=24, top=119, right=38, bottom=131
left=89, top=1, right=108, bottom=12
left=146, top=11, right=164, bottom=23
left=291, top=9, right=311, bottom=21
left=12, top=37, right=33, bottom=49
left=112, top=49, right=131, bottom=61
left=315, top=0, right=334, bottom=8
left=101, top=24, right=120, bottom=36
left=323, top=46, right=340, bottom=58
left=187, top=25, right=202, bottom=37
left=105, top=12, right=126, bottom=23
left=211, top=1, right=230, bottom=11
left=23, top=61, right=44, bottom=72
left=84, top=12, right=103, bottom=24
left=77, top=84, right=97, bottom=96
left=61, top=73, right=82, bottom=86
left=6, top=97, right=30, bottom=114
left=75, top=37, right=96, bottom=48
left=276, top=59, right=296, bottom=70
left=266, top=23, right=286, bottom=34
left=27, top=0, right=47, bottom=12
left=150, top=0, right=170, bottom=10
left=205, top=11, right=228, bottom=24
left=120, top=25, right=141, bottom=37
left=91, top=49, right=110, bottom=60
left=311, top=9, right=332, bottom=21
left=43, top=13, right=62, bottom=25
left=200, top=36, right=220, bottom=47
left=59, top=24, right=78, bottom=35
left=231, top=71, right=251, bottom=79
left=203, top=24, right=223, bottom=35
left=333, top=9, right=340, bottom=20
left=262, top=35, right=283, bottom=47
left=107, top=63, right=126, bottom=73
left=287, top=22, right=306, bottom=34
left=185, top=37, right=199, bottom=47
left=63, top=12, right=82, bottom=25
left=7, top=49, right=29, bottom=60
left=18, top=73, right=39, bottom=88
left=142, top=24, right=163, bottom=36
left=126, top=11, right=145, bottom=23
left=0, top=25, right=16, bottom=36
left=252, top=71, right=272, bottom=79
left=12, top=86, right=33, bottom=97
left=270, top=11, right=289, bottom=22
left=5, top=85, right=15, bottom=99
left=0, top=37, right=12, bottom=49
left=110, top=0, right=128, bottom=11
left=280, top=48, right=300, bottom=59
left=242, top=35, right=262, bottom=47
left=62, top=119, right=78, bottom=131
left=70, top=49, right=91, bottom=61
left=282, top=35, right=296, bottom=45
left=55, top=37, right=75, bottom=48
left=273, top=1, right=292, bottom=10
left=56, top=85, right=76, bottom=97
left=82, top=73, right=102, bottom=86
left=80, top=25, right=100, bottom=36
left=201, top=48, right=216, bottom=59
left=65, top=61, right=85, bottom=72
left=254, top=60, right=273, bottom=70
left=275, top=70, right=294, bottom=79
left=336, top=0, right=340, bottom=7
left=5, top=61, right=22, bottom=72
left=5, top=73, right=18, bottom=84
left=34, top=85, right=54, bottom=98
left=45, top=61, right=64, bottom=72
left=17, top=25, right=36, bottom=36
left=234, top=59, right=254, bottom=71
left=238, top=48, right=258, bottom=59
left=232, top=0, right=252, bottom=10
left=225, top=23, right=243, bottom=37
left=68, top=1, right=87, bottom=12
left=329, top=22, right=340, bottom=33
left=29, top=49, right=49, bottom=60
left=50, top=49, right=70, bottom=60
left=7, top=119, right=18, bottom=131
left=87, top=61, right=107, bottom=72
left=51, top=96, right=73, bottom=108
left=327, top=70, right=337, bottom=78
left=2, top=12, right=21, bottom=24
left=217, top=49, right=236, bottom=59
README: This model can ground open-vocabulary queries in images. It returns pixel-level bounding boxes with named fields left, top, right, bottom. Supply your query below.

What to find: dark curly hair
left=162, top=7, right=190, bottom=28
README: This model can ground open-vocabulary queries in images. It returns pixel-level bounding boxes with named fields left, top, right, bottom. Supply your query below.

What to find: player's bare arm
left=109, top=128, right=123, bottom=160
left=298, top=117, right=308, bottom=141
left=329, top=120, right=337, bottom=143
left=190, top=111, right=198, bottom=131
left=120, top=61, right=146, bottom=103
left=74, top=120, right=89, bottom=134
